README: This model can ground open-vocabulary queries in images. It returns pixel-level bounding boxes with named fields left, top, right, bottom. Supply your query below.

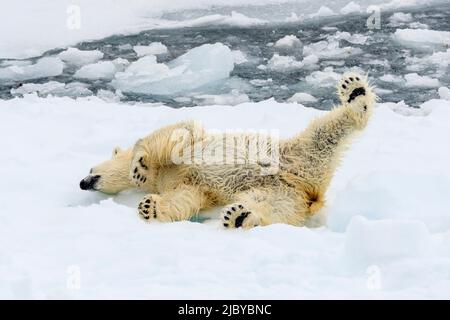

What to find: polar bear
left=80, top=73, right=376, bottom=229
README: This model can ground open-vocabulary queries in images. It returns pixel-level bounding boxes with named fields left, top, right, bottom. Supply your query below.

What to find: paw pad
left=338, top=74, right=368, bottom=104
left=138, top=195, right=159, bottom=221
left=131, top=154, right=149, bottom=187
left=221, top=204, right=260, bottom=229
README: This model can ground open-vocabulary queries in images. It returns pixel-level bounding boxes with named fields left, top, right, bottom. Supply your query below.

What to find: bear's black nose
left=80, top=175, right=100, bottom=190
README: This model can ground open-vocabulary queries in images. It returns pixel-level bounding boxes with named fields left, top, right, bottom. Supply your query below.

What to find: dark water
left=1, top=3, right=450, bottom=109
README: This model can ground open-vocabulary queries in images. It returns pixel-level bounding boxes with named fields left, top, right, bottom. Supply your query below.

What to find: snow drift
left=0, top=95, right=450, bottom=299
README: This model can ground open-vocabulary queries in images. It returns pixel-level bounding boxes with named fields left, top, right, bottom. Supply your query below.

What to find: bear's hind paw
left=221, top=204, right=261, bottom=229
left=138, top=194, right=170, bottom=222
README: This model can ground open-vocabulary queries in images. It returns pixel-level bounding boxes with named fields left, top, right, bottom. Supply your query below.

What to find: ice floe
left=112, top=43, right=234, bottom=95
left=133, top=42, right=168, bottom=57
left=404, top=73, right=440, bottom=88
left=438, top=86, right=450, bottom=100
left=340, top=1, right=363, bottom=15
left=287, top=92, right=318, bottom=103
left=0, top=57, right=64, bottom=82
left=11, top=81, right=92, bottom=97
left=58, top=48, right=104, bottom=67
left=74, top=59, right=129, bottom=80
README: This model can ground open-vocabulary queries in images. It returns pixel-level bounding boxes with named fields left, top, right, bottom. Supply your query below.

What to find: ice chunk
left=118, top=44, right=133, bottom=51
left=332, top=31, right=368, bottom=45
left=74, top=58, right=129, bottom=80
left=11, top=81, right=65, bottom=96
left=394, top=29, right=450, bottom=47
left=408, top=22, right=429, bottom=29
left=275, top=35, right=302, bottom=48
left=285, top=12, right=302, bottom=23
left=58, top=48, right=104, bottom=67
left=305, top=67, right=341, bottom=87
left=11, top=81, right=92, bottom=97
left=267, top=54, right=303, bottom=71
left=421, top=49, right=450, bottom=68
left=1, top=60, right=32, bottom=67
left=344, top=216, right=429, bottom=264
left=231, top=50, right=248, bottom=65
left=340, top=2, right=362, bottom=15
left=274, top=35, right=303, bottom=57
left=167, top=11, right=267, bottom=28
left=133, top=42, right=168, bottom=57
left=404, top=73, right=440, bottom=88
left=304, top=40, right=362, bottom=59
left=389, top=12, right=413, bottom=25
left=267, top=54, right=318, bottom=71
left=0, top=57, right=63, bottom=81
left=309, top=6, right=335, bottom=18
left=194, top=90, right=249, bottom=106
left=96, top=89, right=124, bottom=103
left=380, top=74, right=404, bottom=83
left=288, top=92, right=318, bottom=103
left=250, top=78, right=273, bottom=87
left=438, top=87, right=450, bottom=100
left=112, top=43, right=234, bottom=95
left=74, top=61, right=116, bottom=80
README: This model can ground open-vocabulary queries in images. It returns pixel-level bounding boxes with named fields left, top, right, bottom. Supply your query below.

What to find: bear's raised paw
left=338, top=73, right=375, bottom=114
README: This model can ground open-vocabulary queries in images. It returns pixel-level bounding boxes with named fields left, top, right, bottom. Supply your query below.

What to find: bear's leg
left=129, top=121, right=204, bottom=188
left=138, top=184, right=208, bottom=222
left=221, top=187, right=303, bottom=229
left=282, top=73, right=376, bottom=200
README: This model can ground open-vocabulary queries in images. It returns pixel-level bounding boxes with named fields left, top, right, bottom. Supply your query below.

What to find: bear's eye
left=89, top=168, right=93, bottom=174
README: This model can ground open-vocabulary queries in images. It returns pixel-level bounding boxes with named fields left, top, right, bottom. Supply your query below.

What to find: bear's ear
left=112, top=147, right=122, bottom=158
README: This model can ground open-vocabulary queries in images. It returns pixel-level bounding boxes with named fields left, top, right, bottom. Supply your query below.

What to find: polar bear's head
left=80, top=147, right=134, bottom=194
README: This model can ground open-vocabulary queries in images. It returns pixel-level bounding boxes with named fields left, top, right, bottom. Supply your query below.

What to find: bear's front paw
left=130, top=151, right=149, bottom=188
left=138, top=194, right=171, bottom=222
left=221, top=204, right=261, bottom=229
left=338, top=73, right=375, bottom=113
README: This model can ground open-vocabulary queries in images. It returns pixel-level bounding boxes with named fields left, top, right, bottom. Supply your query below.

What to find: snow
left=0, top=57, right=64, bottom=82
left=133, top=43, right=168, bottom=57
left=344, top=216, right=430, bottom=264
left=340, top=1, right=363, bottom=14
left=404, top=73, right=440, bottom=88
left=112, top=43, right=234, bottom=95
left=1, top=95, right=450, bottom=299
left=58, top=48, right=104, bottom=67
